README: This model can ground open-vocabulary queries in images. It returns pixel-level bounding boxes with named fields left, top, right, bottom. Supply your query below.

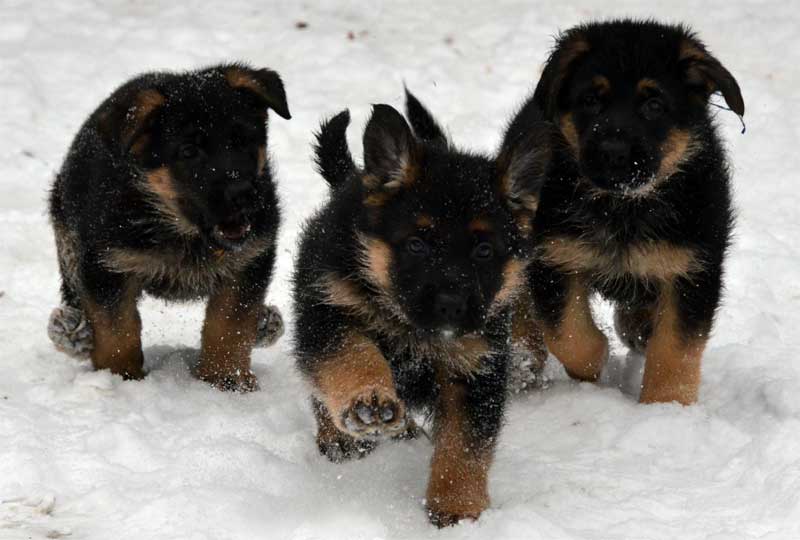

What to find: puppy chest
left=540, top=236, right=700, bottom=281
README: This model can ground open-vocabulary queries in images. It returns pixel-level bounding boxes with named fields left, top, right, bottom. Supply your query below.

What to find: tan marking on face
left=636, top=77, right=662, bottom=95
left=416, top=214, right=433, bottom=228
left=468, top=218, right=492, bottom=233
left=541, top=236, right=700, bottom=283
left=426, top=375, right=491, bottom=526
left=141, top=167, right=198, bottom=236
left=358, top=235, right=392, bottom=290
left=592, top=74, right=611, bottom=94
left=657, top=128, right=698, bottom=180
left=310, top=333, right=400, bottom=434
left=559, top=112, right=580, bottom=158
left=82, top=284, right=144, bottom=380
left=543, top=275, right=608, bottom=381
left=196, top=285, right=261, bottom=391
left=640, top=285, right=705, bottom=405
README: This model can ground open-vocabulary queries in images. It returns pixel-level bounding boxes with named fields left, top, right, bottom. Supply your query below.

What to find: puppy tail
left=314, top=110, right=356, bottom=188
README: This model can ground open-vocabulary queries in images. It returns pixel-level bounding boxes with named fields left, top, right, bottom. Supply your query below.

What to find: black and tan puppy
left=293, top=90, right=549, bottom=526
left=48, top=63, right=290, bottom=390
left=505, top=19, right=744, bottom=404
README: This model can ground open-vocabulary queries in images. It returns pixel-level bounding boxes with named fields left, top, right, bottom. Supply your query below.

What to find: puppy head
left=534, top=19, right=744, bottom=195
left=354, top=94, right=548, bottom=338
left=97, top=63, right=290, bottom=249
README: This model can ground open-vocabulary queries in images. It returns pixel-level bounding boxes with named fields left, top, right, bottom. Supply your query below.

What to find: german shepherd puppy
left=504, top=19, right=744, bottom=404
left=48, top=63, right=290, bottom=391
left=293, top=90, right=550, bottom=526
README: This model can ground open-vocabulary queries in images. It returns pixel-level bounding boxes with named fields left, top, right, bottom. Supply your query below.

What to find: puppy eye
left=406, top=236, right=428, bottom=256
left=472, top=242, right=494, bottom=261
left=581, top=93, right=603, bottom=113
left=178, top=143, right=199, bottom=160
left=642, top=98, right=665, bottom=120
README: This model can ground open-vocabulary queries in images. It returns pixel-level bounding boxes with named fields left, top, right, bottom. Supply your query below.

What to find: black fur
left=48, top=63, right=290, bottom=383
left=503, top=19, right=742, bottom=401
left=293, top=90, right=549, bottom=525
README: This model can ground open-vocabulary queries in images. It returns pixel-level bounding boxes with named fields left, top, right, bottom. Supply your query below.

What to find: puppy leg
left=543, top=275, right=608, bottom=381
left=614, top=300, right=657, bottom=354
left=197, top=285, right=262, bottom=391
left=82, top=288, right=144, bottom=380
left=311, top=334, right=407, bottom=443
left=640, top=283, right=709, bottom=405
left=426, top=358, right=506, bottom=527
left=510, top=292, right=548, bottom=384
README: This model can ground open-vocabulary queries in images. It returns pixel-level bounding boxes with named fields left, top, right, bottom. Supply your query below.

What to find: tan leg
left=640, top=288, right=705, bottom=405
left=84, top=295, right=144, bottom=380
left=311, top=334, right=406, bottom=438
left=197, top=286, right=260, bottom=391
left=544, top=276, right=608, bottom=381
left=426, top=378, right=490, bottom=527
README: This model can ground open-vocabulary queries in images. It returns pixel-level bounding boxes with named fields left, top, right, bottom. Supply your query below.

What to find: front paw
left=336, top=388, right=407, bottom=439
left=198, top=368, right=260, bottom=392
left=426, top=506, right=482, bottom=528
left=48, top=305, right=93, bottom=359
left=254, top=304, right=284, bottom=348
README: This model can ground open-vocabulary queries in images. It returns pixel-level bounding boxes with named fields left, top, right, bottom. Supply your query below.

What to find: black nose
left=599, top=139, right=631, bottom=170
left=224, top=180, right=254, bottom=210
left=434, top=293, right=467, bottom=325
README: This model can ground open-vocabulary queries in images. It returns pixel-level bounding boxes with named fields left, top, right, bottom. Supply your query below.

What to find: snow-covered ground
left=1, top=1, right=799, bottom=538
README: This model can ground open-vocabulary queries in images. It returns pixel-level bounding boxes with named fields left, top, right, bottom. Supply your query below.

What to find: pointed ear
left=362, top=104, right=417, bottom=188
left=97, top=85, right=165, bottom=155
left=225, top=65, right=292, bottom=119
left=680, top=39, right=744, bottom=116
left=404, top=87, right=447, bottom=146
left=533, top=28, right=591, bottom=119
left=497, top=122, right=552, bottom=234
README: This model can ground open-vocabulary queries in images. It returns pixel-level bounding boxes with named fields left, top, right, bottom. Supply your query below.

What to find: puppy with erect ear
left=48, top=63, right=290, bottom=390
left=293, top=89, right=550, bottom=527
left=504, top=19, right=744, bottom=405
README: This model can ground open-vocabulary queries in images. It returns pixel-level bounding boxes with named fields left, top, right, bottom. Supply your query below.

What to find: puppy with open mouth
left=293, top=89, right=550, bottom=526
left=48, top=63, right=290, bottom=391
left=505, top=19, right=744, bottom=404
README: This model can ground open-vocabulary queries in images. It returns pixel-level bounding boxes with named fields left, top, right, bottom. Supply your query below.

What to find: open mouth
left=212, top=215, right=252, bottom=250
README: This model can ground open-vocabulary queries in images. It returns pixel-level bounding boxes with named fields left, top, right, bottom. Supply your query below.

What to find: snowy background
left=1, top=1, right=799, bottom=538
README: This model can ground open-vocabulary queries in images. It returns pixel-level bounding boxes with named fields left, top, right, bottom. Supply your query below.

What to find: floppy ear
left=679, top=39, right=744, bottom=116
left=225, top=65, right=292, bottom=120
left=404, top=87, right=448, bottom=146
left=532, top=28, right=591, bottom=119
left=496, top=122, right=552, bottom=226
left=96, top=85, right=165, bottom=155
left=362, top=104, right=418, bottom=188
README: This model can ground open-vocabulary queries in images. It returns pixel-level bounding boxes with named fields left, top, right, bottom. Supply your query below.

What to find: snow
left=1, top=1, right=799, bottom=538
